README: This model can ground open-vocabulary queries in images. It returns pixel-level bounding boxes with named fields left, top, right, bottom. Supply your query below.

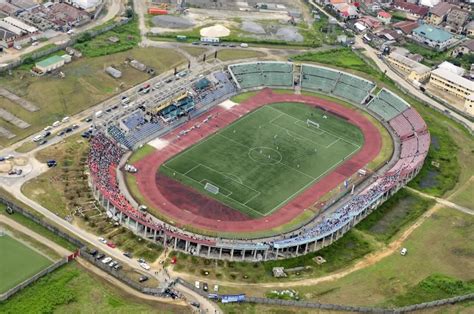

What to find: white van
left=52, top=121, right=61, bottom=127
left=194, top=281, right=200, bottom=289
left=62, top=116, right=70, bottom=123
left=95, top=111, right=103, bottom=118
left=240, top=43, right=249, bottom=48
left=43, top=126, right=53, bottom=132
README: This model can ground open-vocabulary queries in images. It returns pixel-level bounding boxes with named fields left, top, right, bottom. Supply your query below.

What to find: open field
left=161, top=102, right=363, bottom=217
left=217, top=49, right=266, bottom=62
left=180, top=46, right=208, bottom=58
left=0, top=262, right=187, bottom=313
left=0, top=234, right=52, bottom=293
left=0, top=47, right=185, bottom=147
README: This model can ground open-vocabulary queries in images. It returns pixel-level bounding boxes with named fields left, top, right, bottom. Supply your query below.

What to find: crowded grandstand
left=86, top=61, right=429, bottom=261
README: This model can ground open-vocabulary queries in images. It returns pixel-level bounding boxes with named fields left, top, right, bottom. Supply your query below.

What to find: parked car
left=139, top=262, right=150, bottom=270
left=88, top=249, right=98, bottom=256
left=58, top=130, right=66, bottom=136
left=39, top=140, right=47, bottom=145
left=72, top=124, right=79, bottom=129
left=123, top=252, right=132, bottom=258
left=109, top=260, right=118, bottom=267
left=65, top=128, right=73, bottom=133
left=137, top=258, right=145, bottom=263
left=98, top=237, right=107, bottom=244
left=139, top=276, right=149, bottom=283
left=43, top=131, right=51, bottom=137
left=190, top=301, right=200, bottom=308
left=400, top=248, right=408, bottom=256
left=203, top=282, right=208, bottom=292
left=106, top=241, right=116, bottom=248
left=85, top=117, right=93, bottom=123
left=101, top=257, right=112, bottom=264
left=95, top=253, right=105, bottom=260
left=113, top=264, right=122, bottom=270
left=47, top=160, right=57, bottom=168
left=194, top=281, right=200, bottom=289
left=213, top=284, right=219, bottom=292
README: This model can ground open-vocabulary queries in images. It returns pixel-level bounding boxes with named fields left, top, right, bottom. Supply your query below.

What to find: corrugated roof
left=429, top=2, right=453, bottom=17
left=36, top=55, right=64, bottom=68
left=389, top=52, right=431, bottom=74
left=413, top=24, right=453, bottom=42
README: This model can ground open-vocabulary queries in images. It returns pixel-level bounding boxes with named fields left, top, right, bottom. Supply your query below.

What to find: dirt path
left=169, top=203, right=442, bottom=288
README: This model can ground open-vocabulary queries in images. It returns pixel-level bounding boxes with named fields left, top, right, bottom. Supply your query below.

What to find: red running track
left=133, top=89, right=382, bottom=233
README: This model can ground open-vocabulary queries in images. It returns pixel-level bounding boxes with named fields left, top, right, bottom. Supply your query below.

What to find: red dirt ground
left=133, top=89, right=382, bottom=233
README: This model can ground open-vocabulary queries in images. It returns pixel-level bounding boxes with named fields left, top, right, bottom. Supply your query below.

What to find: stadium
left=88, top=61, right=430, bottom=261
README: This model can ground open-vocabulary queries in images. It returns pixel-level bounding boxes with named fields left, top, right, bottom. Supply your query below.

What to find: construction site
left=146, top=0, right=309, bottom=42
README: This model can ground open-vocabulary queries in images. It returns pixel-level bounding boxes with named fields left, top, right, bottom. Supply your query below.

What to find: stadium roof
left=413, top=24, right=453, bottom=43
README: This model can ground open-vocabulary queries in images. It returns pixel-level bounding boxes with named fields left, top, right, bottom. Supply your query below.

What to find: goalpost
left=306, top=119, right=320, bottom=129
left=204, top=182, right=220, bottom=195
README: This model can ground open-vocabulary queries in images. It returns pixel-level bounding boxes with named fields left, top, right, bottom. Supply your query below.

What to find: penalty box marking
left=162, top=164, right=264, bottom=217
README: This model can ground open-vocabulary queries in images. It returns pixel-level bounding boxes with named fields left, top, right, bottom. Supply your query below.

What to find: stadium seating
left=301, top=65, right=374, bottom=103
left=389, top=114, right=414, bottom=139
left=122, top=111, right=145, bottom=131
left=229, top=62, right=293, bottom=89
left=403, top=108, right=427, bottom=133
left=367, top=89, right=409, bottom=121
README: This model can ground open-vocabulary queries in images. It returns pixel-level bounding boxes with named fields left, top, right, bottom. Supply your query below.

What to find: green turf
left=0, top=235, right=52, bottom=293
left=160, top=102, right=364, bottom=217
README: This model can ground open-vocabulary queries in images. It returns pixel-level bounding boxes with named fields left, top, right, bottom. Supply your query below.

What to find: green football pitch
left=160, top=102, right=364, bottom=218
left=0, top=234, right=52, bottom=293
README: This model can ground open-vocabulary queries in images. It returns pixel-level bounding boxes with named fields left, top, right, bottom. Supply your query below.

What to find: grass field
left=160, top=102, right=364, bottom=217
left=0, top=47, right=185, bottom=148
left=0, top=234, right=52, bottom=293
left=0, top=262, right=187, bottom=313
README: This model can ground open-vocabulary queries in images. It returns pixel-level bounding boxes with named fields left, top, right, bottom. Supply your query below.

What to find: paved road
left=353, top=36, right=474, bottom=133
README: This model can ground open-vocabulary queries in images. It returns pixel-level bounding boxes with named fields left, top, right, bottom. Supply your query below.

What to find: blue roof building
left=412, top=24, right=457, bottom=50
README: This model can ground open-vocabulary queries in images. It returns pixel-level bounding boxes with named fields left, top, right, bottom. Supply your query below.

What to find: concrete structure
left=446, top=8, right=470, bottom=34
left=419, top=0, right=440, bottom=7
left=425, top=2, right=453, bottom=25
left=386, top=52, right=431, bottom=83
left=429, top=67, right=474, bottom=116
left=88, top=63, right=430, bottom=261
left=35, top=55, right=66, bottom=73
left=438, top=61, right=465, bottom=76
left=377, top=11, right=391, bottom=24
left=467, top=21, right=474, bottom=38
left=412, top=24, right=457, bottom=50
left=105, top=66, right=122, bottom=78
left=452, top=39, right=474, bottom=57
left=68, top=0, right=101, bottom=11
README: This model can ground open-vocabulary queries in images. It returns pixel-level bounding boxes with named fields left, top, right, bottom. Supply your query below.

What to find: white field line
left=218, top=133, right=315, bottom=181
left=199, top=179, right=233, bottom=197
left=266, top=106, right=361, bottom=149
left=162, top=164, right=264, bottom=217
left=266, top=143, right=360, bottom=215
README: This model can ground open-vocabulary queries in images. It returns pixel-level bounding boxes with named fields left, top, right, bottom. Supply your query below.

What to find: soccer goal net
left=307, top=119, right=320, bottom=128
left=204, top=182, right=220, bottom=195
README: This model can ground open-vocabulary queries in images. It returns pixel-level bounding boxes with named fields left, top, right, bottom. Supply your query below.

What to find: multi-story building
left=429, top=65, right=474, bottom=116
left=425, top=2, right=453, bottom=25
left=412, top=24, right=458, bottom=50
left=446, top=8, right=470, bottom=33
left=386, top=51, right=431, bottom=83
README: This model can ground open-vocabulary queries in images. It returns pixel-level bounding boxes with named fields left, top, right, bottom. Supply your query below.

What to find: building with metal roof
left=412, top=24, right=457, bottom=50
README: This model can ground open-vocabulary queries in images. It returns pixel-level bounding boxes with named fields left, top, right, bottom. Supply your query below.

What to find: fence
left=0, top=197, right=85, bottom=248
left=0, top=18, right=131, bottom=73
left=0, top=258, right=68, bottom=301
left=176, top=278, right=474, bottom=313
left=79, top=248, right=165, bottom=296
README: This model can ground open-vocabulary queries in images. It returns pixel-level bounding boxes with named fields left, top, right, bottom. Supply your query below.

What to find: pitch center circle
left=248, top=146, right=282, bottom=165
